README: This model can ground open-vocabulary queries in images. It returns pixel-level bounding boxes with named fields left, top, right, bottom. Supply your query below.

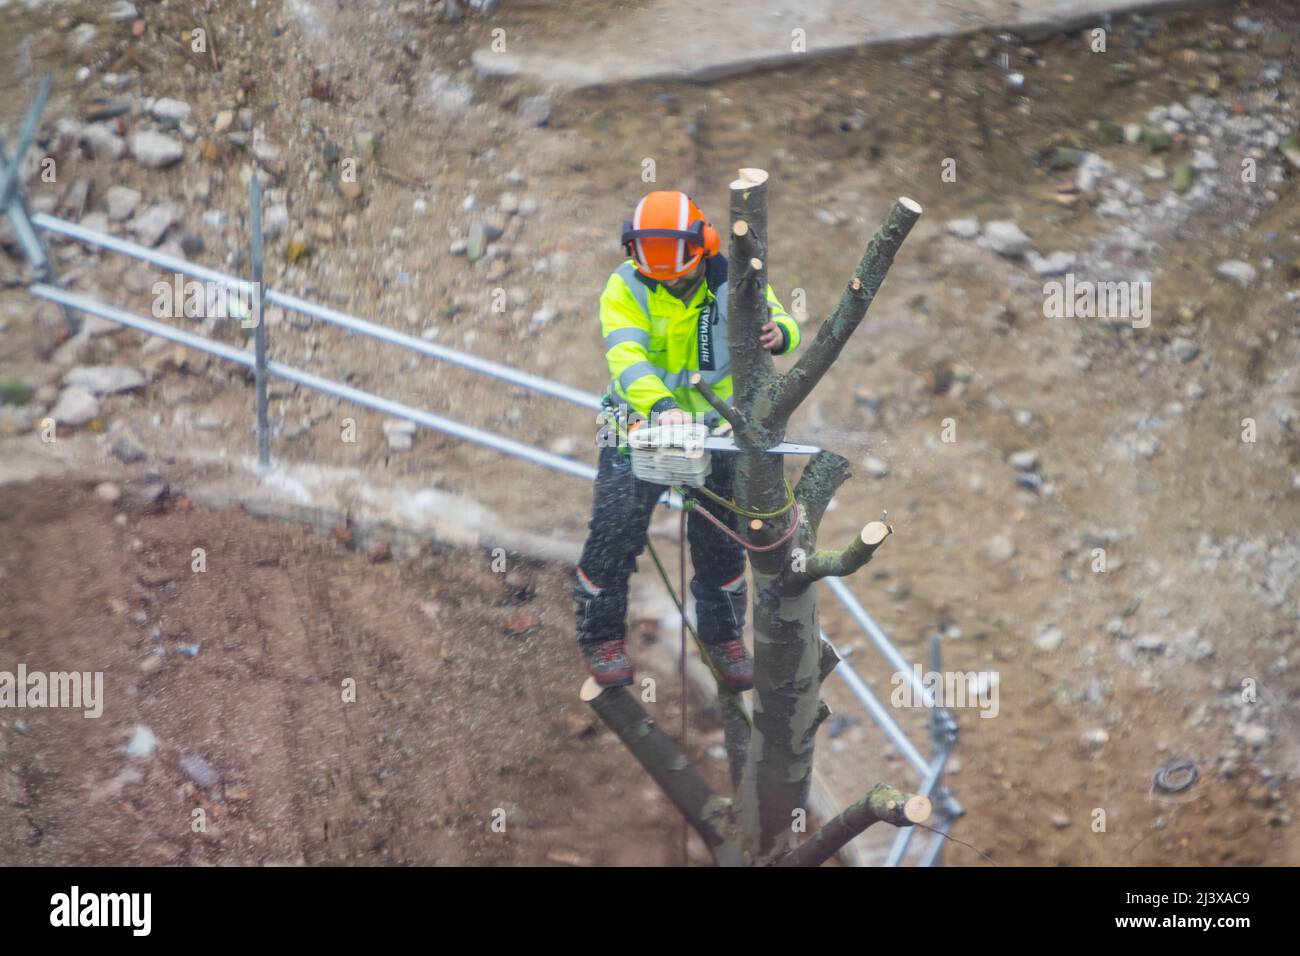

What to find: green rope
left=644, top=537, right=752, bottom=730
left=688, top=477, right=795, bottom=520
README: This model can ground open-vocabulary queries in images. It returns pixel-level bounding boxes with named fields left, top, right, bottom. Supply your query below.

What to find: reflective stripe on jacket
left=599, top=255, right=800, bottom=418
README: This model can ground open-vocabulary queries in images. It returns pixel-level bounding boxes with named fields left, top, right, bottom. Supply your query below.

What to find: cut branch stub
left=818, top=639, right=841, bottom=683
left=794, top=520, right=892, bottom=586
left=775, top=783, right=930, bottom=867
left=691, top=372, right=749, bottom=436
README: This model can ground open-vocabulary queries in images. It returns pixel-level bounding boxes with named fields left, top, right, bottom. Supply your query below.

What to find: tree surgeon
left=574, top=190, right=801, bottom=691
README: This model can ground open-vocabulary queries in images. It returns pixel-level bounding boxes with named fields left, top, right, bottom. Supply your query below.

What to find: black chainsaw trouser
left=574, top=444, right=747, bottom=647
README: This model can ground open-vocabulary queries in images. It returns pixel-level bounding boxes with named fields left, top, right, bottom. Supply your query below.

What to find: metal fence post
left=929, top=633, right=946, bottom=866
left=1, top=74, right=78, bottom=335
left=250, top=175, right=270, bottom=466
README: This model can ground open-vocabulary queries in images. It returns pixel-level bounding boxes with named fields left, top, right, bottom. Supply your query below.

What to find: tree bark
left=581, top=679, right=741, bottom=866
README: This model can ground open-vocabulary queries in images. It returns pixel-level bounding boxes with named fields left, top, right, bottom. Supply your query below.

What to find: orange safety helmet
left=621, top=190, right=720, bottom=281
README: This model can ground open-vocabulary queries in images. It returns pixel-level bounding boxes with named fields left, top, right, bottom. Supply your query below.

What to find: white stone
left=1216, top=260, right=1257, bottom=286
left=988, top=535, right=1016, bottom=563
left=1009, top=449, right=1039, bottom=471
left=264, top=204, right=290, bottom=238
left=105, top=185, right=142, bottom=222
left=95, top=482, right=121, bottom=502
left=124, top=725, right=157, bottom=758
left=984, top=221, right=1033, bottom=258
left=946, top=217, right=980, bottom=239
left=71, top=23, right=98, bottom=51
left=64, top=365, right=146, bottom=395
left=1074, top=152, right=1111, bottom=193
left=49, top=386, right=99, bottom=426
left=79, top=211, right=109, bottom=235
left=1028, top=250, right=1075, bottom=277
left=81, top=123, right=126, bottom=160
left=130, top=203, right=179, bottom=247
left=1134, top=634, right=1167, bottom=653
left=1233, top=723, right=1269, bottom=746
left=383, top=418, right=416, bottom=451
left=129, top=130, right=184, bottom=168
left=1034, top=626, right=1064, bottom=651
left=149, top=98, right=192, bottom=123
left=862, top=455, right=889, bottom=478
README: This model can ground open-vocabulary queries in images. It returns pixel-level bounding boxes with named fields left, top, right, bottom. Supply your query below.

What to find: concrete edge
left=474, top=0, right=1237, bottom=90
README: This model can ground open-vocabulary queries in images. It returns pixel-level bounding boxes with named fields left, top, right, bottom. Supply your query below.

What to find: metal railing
left=3, top=81, right=961, bottom=864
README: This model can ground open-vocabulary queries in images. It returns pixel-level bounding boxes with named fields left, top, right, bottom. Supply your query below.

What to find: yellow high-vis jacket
left=599, top=256, right=800, bottom=419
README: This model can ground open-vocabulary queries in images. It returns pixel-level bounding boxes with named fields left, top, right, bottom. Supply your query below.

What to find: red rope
left=687, top=498, right=802, bottom=553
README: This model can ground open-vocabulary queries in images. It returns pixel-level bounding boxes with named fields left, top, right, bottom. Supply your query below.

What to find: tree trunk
left=586, top=169, right=927, bottom=866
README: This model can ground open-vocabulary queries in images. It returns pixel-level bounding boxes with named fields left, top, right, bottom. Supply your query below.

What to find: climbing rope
left=643, top=536, right=752, bottom=731
left=681, top=492, right=803, bottom=554
left=691, top=477, right=796, bottom=520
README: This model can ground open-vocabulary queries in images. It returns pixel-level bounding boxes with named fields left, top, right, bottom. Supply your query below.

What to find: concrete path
left=474, top=0, right=1227, bottom=87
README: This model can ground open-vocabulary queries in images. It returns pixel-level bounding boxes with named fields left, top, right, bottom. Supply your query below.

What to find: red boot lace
left=718, top=641, right=747, bottom=664
left=596, top=642, right=627, bottom=664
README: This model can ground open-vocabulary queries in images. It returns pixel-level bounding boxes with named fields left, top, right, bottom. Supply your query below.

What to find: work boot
left=580, top=639, right=635, bottom=688
left=701, top=638, right=754, bottom=692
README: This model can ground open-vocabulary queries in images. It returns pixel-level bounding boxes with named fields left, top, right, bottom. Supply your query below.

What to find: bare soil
left=0, top=479, right=717, bottom=865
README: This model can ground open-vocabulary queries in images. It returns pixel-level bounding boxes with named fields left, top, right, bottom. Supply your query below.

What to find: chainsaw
left=625, top=421, right=819, bottom=487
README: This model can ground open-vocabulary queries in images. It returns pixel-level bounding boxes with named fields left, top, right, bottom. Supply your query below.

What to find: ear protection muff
left=700, top=221, right=720, bottom=256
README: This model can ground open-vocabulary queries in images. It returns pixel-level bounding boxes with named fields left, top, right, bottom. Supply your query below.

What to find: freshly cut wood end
left=899, top=196, right=923, bottom=215
left=690, top=372, right=702, bottom=386
left=749, top=518, right=764, bottom=532
left=850, top=277, right=862, bottom=291
left=730, top=167, right=769, bottom=190
left=861, top=521, right=891, bottom=546
left=904, top=794, right=932, bottom=824
left=733, top=219, right=749, bottom=236
left=579, top=677, right=604, bottom=702
left=750, top=257, right=763, bottom=271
